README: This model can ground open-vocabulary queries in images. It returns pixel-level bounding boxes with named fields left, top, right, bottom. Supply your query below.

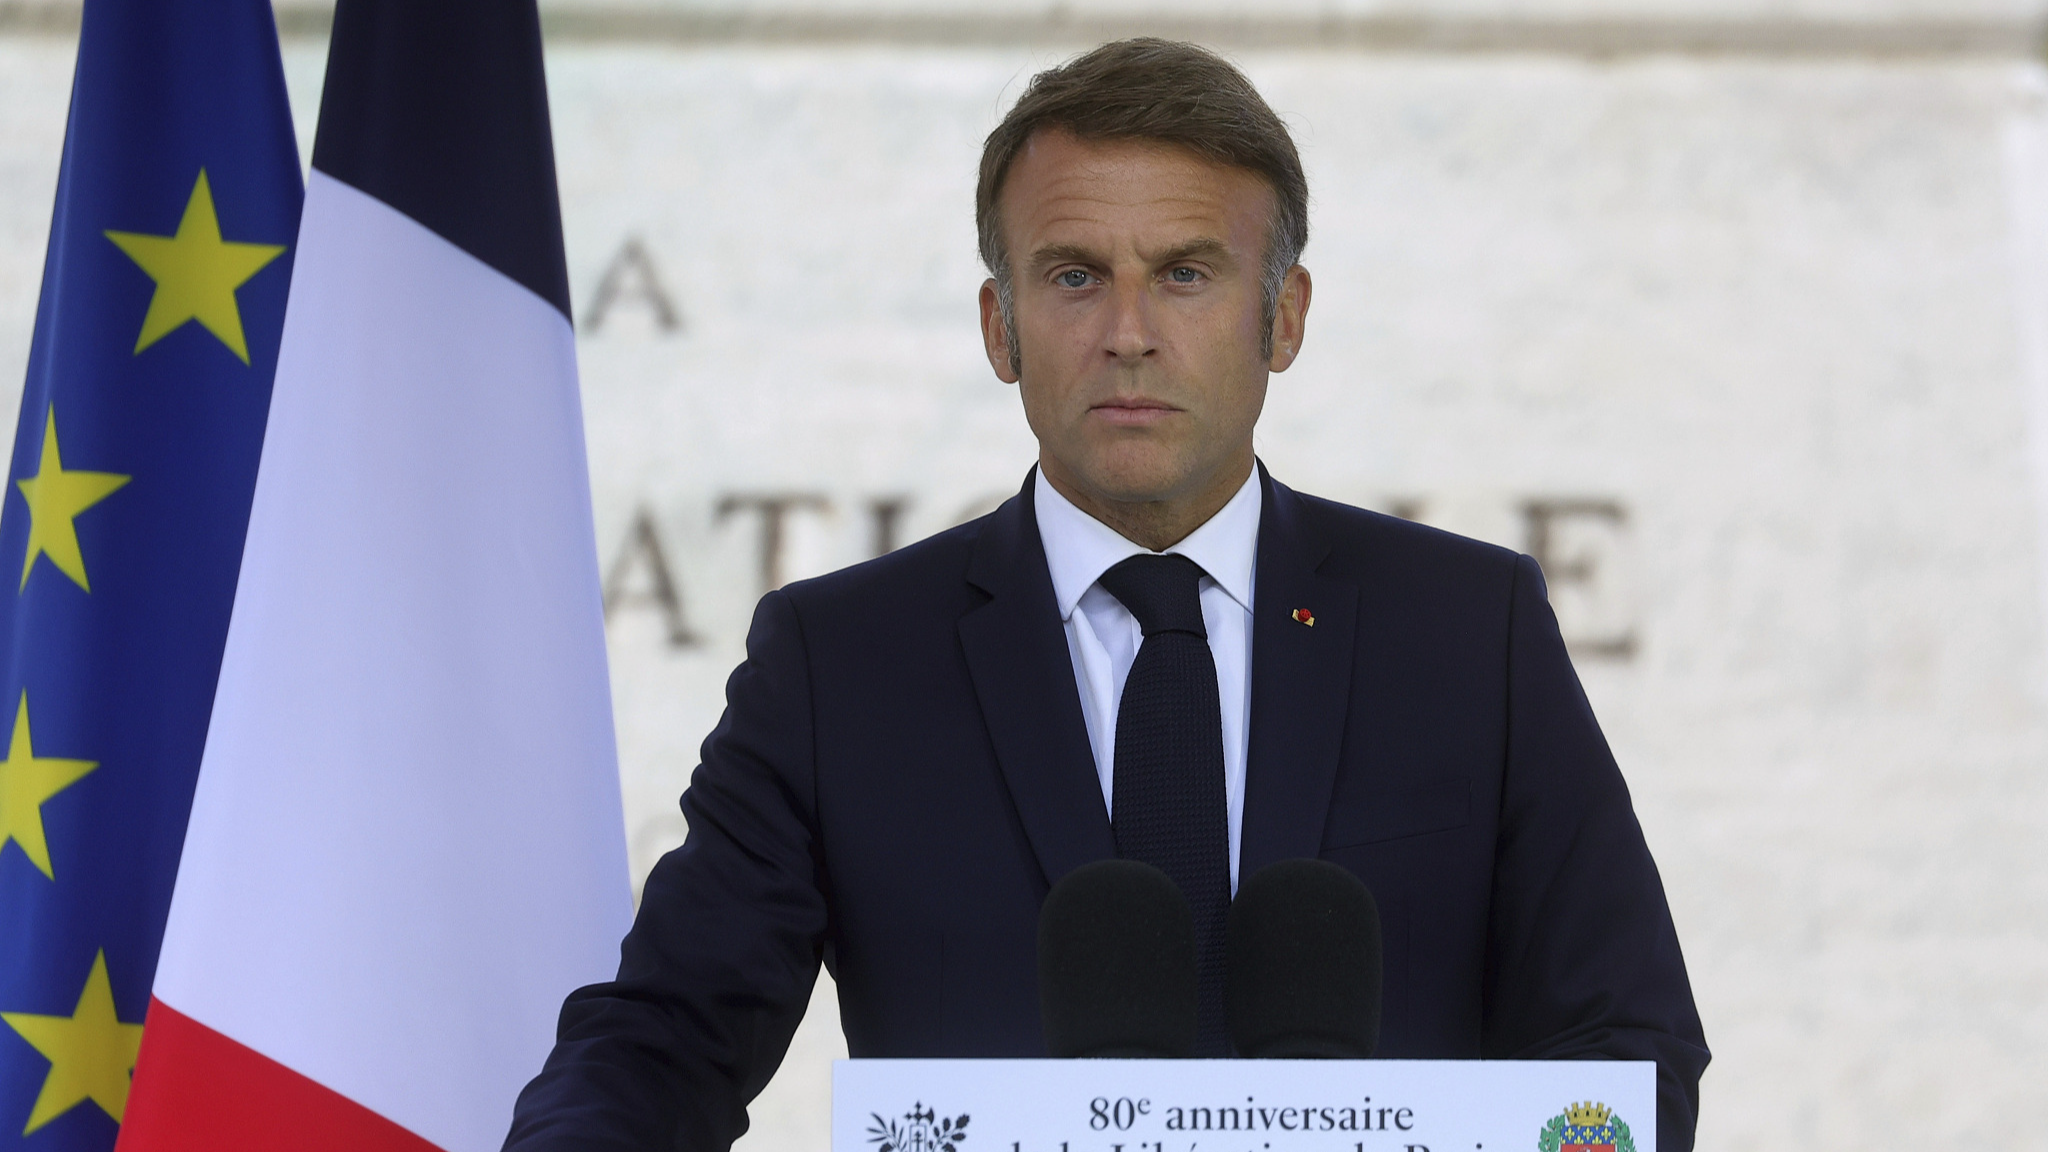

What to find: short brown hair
left=976, top=38, right=1309, bottom=362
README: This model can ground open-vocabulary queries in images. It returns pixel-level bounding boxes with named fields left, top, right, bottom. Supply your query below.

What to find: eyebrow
left=1150, top=237, right=1232, bottom=266
left=1024, top=237, right=1236, bottom=276
left=1025, top=243, right=1104, bottom=276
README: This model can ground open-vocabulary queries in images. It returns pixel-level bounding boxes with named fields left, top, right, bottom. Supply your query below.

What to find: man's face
left=980, top=130, right=1308, bottom=517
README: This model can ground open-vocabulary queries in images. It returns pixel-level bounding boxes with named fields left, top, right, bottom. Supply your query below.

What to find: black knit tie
left=1097, top=553, right=1231, bottom=1056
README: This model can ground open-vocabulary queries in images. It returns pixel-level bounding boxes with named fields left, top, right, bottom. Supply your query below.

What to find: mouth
left=1089, top=398, right=1182, bottom=427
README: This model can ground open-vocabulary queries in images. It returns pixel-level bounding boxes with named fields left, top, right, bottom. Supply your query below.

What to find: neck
left=1041, top=452, right=1255, bottom=552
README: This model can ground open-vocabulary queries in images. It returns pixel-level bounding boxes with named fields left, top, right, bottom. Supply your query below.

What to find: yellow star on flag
left=15, top=408, right=129, bottom=593
left=1, top=952, right=144, bottom=1134
left=105, top=169, right=285, bottom=363
left=0, top=692, right=95, bottom=880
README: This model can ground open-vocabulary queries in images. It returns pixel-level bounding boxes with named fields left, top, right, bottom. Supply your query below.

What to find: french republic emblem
left=868, top=1103, right=969, bottom=1152
left=1537, top=1101, right=1635, bottom=1152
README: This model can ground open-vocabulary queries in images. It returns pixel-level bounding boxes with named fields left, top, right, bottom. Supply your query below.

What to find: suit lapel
left=959, top=473, right=1115, bottom=889
left=1240, top=467, right=1359, bottom=879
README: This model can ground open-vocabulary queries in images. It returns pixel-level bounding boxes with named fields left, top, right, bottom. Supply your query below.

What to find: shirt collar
left=1033, top=465, right=1262, bottom=621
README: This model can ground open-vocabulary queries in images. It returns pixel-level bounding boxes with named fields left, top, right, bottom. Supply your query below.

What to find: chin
left=1075, top=459, right=1193, bottom=506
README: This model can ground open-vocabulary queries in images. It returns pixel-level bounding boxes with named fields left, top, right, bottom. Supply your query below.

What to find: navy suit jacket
left=505, top=468, right=1709, bottom=1152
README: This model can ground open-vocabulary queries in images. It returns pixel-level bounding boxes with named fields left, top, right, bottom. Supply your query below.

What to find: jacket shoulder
left=774, top=514, right=988, bottom=620
left=1288, top=489, right=1527, bottom=591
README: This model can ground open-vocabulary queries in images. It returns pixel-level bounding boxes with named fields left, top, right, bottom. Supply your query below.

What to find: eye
left=1056, top=269, right=1093, bottom=289
left=1168, top=266, right=1203, bottom=284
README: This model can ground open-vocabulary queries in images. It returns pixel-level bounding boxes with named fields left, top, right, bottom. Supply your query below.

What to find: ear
left=1267, top=265, right=1312, bottom=373
left=979, top=279, right=1021, bottom=384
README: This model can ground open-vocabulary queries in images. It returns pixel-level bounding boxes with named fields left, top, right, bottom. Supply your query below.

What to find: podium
left=835, top=1059, right=1655, bottom=1152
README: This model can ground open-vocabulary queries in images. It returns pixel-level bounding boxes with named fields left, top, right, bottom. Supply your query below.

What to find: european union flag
left=0, top=0, right=300, bottom=1148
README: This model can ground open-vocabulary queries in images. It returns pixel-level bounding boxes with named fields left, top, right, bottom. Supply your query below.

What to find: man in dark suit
left=506, top=37, right=1708, bottom=1152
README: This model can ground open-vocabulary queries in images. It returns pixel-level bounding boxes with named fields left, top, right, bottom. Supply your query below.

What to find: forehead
left=998, top=130, right=1274, bottom=253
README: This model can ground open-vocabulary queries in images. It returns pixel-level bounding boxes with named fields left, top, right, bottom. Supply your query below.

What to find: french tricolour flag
left=116, top=1, right=631, bottom=1150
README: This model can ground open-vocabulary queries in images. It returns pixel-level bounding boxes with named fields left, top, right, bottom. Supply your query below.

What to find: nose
left=1104, top=277, right=1157, bottom=363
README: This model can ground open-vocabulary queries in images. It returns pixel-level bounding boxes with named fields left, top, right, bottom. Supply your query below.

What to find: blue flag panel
left=0, top=0, right=300, bottom=1148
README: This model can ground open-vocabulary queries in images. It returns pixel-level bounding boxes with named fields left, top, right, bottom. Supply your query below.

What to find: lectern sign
left=834, top=1060, right=1656, bottom=1152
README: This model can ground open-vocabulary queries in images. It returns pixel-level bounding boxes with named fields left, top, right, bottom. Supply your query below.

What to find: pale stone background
left=4, top=0, right=2048, bottom=1147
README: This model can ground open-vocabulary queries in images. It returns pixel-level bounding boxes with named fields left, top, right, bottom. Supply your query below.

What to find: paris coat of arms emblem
left=1537, top=1101, right=1637, bottom=1152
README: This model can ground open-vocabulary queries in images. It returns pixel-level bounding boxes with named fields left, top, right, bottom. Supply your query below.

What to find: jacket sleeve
left=504, top=589, right=828, bottom=1152
left=1481, top=554, right=1711, bottom=1151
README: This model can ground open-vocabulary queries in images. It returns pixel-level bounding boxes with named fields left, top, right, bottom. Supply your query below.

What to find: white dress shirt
left=1032, top=467, right=1261, bottom=890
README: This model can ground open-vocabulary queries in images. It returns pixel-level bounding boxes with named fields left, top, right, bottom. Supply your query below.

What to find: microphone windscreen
left=1226, top=858, right=1382, bottom=1059
left=1038, top=859, right=1197, bottom=1059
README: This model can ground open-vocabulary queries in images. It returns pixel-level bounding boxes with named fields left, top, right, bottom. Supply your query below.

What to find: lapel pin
left=1291, top=608, right=1315, bottom=627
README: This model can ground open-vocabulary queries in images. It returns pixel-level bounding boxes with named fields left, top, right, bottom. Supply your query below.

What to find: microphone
left=1038, top=859, right=1197, bottom=1058
left=1226, top=858, right=1383, bottom=1059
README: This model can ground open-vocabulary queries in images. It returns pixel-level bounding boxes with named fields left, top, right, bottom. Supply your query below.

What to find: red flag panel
left=117, top=998, right=444, bottom=1152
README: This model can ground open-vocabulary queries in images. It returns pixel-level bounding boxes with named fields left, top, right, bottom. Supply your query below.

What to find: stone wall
left=2, top=2, right=2046, bottom=1146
